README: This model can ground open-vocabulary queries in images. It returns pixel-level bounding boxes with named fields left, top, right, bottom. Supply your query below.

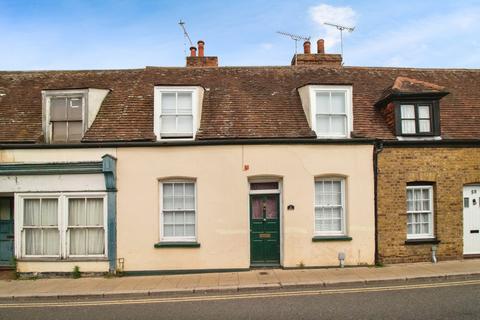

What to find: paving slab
left=0, top=259, right=478, bottom=300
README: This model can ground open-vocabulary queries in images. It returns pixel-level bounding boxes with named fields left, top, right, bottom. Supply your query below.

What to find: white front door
left=463, top=185, right=480, bottom=255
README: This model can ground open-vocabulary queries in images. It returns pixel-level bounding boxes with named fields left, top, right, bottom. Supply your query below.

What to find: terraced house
left=0, top=40, right=478, bottom=275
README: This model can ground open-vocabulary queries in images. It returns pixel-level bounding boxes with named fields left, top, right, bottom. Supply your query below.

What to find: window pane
left=161, top=93, right=176, bottom=114
left=86, top=198, right=103, bottom=226
left=177, top=92, right=192, bottom=114
left=401, top=120, right=416, bottom=134
left=163, top=197, right=174, bottom=210
left=331, top=115, right=346, bottom=135
left=164, top=212, right=174, bottom=224
left=67, top=98, right=83, bottom=120
left=177, top=115, right=193, bottom=133
left=185, top=183, right=195, bottom=196
left=185, top=196, right=195, bottom=210
left=52, top=121, right=67, bottom=142
left=163, top=184, right=173, bottom=197
left=50, top=97, right=67, bottom=121
left=185, top=212, right=195, bottom=224
left=316, top=115, right=330, bottom=135
left=70, top=229, right=86, bottom=255
left=400, top=105, right=415, bottom=119
left=41, top=199, right=58, bottom=226
left=250, top=182, right=278, bottom=190
left=164, top=225, right=174, bottom=236
left=185, top=224, right=195, bottom=237
left=316, top=92, right=330, bottom=114
left=419, top=120, right=431, bottom=133
left=160, top=115, right=176, bottom=133
left=331, top=92, right=345, bottom=114
left=174, top=212, right=184, bottom=224
left=43, top=229, right=59, bottom=255
left=87, top=229, right=104, bottom=254
left=69, top=199, right=86, bottom=226
left=174, top=224, right=185, bottom=237
left=418, top=106, right=430, bottom=119
left=24, top=199, right=41, bottom=226
left=67, top=121, right=83, bottom=141
left=25, top=229, right=42, bottom=255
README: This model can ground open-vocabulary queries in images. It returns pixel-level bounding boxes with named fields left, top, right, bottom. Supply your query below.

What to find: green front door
left=250, top=194, right=280, bottom=266
left=0, top=198, right=14, bottom=267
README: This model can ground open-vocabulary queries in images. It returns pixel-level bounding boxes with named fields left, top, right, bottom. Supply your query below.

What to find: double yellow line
left=1, top=279, right=479, bottom=309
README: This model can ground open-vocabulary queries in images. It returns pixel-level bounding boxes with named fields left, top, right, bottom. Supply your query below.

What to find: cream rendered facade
left=116, top=143, right=375, bottom=272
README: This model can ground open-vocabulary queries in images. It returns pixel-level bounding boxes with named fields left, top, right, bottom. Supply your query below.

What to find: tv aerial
left=277, top=31, right=311, bottom=65
left=323, top=22, right=355, bottom=57
left=178, top=20, right=194, bottom=56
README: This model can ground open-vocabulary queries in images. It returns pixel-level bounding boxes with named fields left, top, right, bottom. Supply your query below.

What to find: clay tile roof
left=0, top=66, right=480, bottom=143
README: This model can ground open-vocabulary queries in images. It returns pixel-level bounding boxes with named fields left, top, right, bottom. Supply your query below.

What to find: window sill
left=154, top=242, right=201, bottom=248
left=18, top=257, right=108, bottom=262
left=405, top=238, right=440, bottom=245
left=312, top=236, right=352, bottom=242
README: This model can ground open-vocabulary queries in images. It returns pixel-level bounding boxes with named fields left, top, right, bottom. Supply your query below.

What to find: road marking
left=1, top=279, right=479, bottom=309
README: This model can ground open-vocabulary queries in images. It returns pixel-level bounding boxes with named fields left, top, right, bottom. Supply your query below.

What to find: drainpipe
left=373, top=140, right=384, bottom=265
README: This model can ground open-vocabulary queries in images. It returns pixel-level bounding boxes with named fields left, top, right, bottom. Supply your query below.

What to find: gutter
left=0, top=138, right=376, bottom=150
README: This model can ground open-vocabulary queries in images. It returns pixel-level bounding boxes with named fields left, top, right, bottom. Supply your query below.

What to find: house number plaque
left=259, top=233, right=271, bottom=239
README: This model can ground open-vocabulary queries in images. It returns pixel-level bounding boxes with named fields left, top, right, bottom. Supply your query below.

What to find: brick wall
left=377, top=147, right=480, bottom=263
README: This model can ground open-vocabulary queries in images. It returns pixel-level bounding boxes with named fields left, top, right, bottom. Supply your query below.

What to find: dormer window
left=375, top=77, right=448, bottom=139
left=154, top=86, right=203, bottom=140
left=42, top=89, right=109, bottom=144
left=298, top=85, right=353, bottom=139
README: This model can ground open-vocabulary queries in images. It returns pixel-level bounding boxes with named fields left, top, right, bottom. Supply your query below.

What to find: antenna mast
left=178, top=20, right=194, bottom=57
left=277, top=31, right=311, bottom=66
left=323, top=22, right=355, bottom=58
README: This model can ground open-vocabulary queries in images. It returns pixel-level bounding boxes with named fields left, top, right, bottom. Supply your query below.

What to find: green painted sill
left=154, top=242, right=201, bottom=248
left=312, top=236, right=352, bottom=242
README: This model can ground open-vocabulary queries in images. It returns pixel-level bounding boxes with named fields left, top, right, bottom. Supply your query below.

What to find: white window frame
left=42, top=89, right=89, bottom=143
left=406, top=185, right=434, bottom=240
left=309, top=85, right=353, bottom=138
left=314, top=177, right=347, bottom=236
left=154, top=86, right=201, bottom=141
left=159, top=180, right=197, bottom=242
left=14, top=192, right=108, bottom=259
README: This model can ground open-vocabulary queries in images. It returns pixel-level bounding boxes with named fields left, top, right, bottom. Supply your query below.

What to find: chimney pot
left=197, top=40, right=205, bottom=57
left=303, top=41, right=311, bottom=54
left=317, top=39, right=325, bottom=54
left=189, top=46, right=197, bottom=57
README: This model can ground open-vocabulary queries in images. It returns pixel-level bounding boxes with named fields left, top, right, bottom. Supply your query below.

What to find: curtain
left=70, top=229, right=86, bottom=255
left=69, top=198, right=85, bottom=226
left=25, top=229, right=41, bottom=255
left=86, top=199, right=103, bottom=226
left=87, top=229, right=104, bottom=254
left=24, top=199, right=40, bottom=226
left=41, top=199, right=58, bottom=226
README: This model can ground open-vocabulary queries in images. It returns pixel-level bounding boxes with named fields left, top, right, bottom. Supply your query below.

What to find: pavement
left=0, top=259, right=479, bottom=300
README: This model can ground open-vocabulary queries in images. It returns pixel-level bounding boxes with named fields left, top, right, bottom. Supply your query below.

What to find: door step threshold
left=250, top=264, right=281, bottom=268
left=463, top=254, right=480, bottom=259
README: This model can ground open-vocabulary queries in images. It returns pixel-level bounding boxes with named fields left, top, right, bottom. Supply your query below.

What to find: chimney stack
left=186, top=40, right=218, bottom=67
left=317, top=39, right=325, bottom=54
left=291, top=38, right=342, bottom=67
left=189, top=46, right=197, bottom=57
left=303, top=41, right=311, bottom=54
left=197, top=40, right=205, bottom=57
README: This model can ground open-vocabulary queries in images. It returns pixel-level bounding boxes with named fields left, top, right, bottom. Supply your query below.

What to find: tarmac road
left=0, top=279, right=479, bottom=320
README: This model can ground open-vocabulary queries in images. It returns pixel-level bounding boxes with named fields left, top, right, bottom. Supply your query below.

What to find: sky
left=0, top=0, right=479, bottom=70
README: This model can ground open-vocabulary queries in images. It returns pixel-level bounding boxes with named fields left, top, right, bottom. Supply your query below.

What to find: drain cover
left=259, top=271, right=269, bottom=275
